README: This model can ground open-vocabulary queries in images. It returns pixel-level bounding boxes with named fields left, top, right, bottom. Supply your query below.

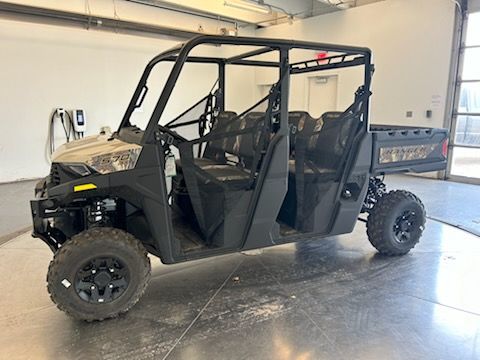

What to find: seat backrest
left=288, top=111, right=315, bottom=156
left=203, top=111, right=237, bottom=162
left=204, top=111, right=267, bottom=168
left=236, top=112, right=264, bottom=162
left=306, top=111, right=357, bottom=170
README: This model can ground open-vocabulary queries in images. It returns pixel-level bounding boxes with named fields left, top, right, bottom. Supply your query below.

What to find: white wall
left=256, top=0, right=456, bottom=128
left=0, top=1, right=255, bottom=182
left=471, top=0, right=480, bottom=12
left=0, top=0, right=458, bottom=182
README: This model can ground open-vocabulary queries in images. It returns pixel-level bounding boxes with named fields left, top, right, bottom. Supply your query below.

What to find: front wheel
left=366, top=190, right=426, bottom=256
left=47, top=227, right=151, bottom=321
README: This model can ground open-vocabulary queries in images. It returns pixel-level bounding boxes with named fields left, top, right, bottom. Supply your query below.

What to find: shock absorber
left=361, top=177, right=387, bottom=213
left=87, top=201, right=106, bottom=226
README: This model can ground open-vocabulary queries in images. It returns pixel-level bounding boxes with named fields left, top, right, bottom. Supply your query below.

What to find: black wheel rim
left=393, top=210, right=417, bottom=244
left=74, top=257, right=130, bottom=304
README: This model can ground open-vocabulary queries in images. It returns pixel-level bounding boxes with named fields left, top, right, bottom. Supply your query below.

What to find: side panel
left=110, top=144, right=177, bottom=264
left=328, top=134, right=372, bottom=235
left=242, top=48, right=290, bottom=251
left=371, top=127, right=448, bottom=174
left=242, top=135, right=289, bottom=250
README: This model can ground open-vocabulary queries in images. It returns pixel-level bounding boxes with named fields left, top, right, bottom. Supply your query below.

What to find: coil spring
left=362, top=177, right=387, bottom=212
left=88, top=201, right=106, bottom=225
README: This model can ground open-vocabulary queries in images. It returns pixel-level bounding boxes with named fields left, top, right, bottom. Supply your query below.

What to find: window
left=449, top=11, right=480, bottom=181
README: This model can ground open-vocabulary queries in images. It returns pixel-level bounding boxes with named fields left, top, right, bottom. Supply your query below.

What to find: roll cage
left=117, top=35, right=373, bottom=144
left=112, top=35, right=375, bottom=261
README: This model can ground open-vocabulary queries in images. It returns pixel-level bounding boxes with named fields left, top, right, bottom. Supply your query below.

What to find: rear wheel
left=47, top=227, right=151, bottom=321
left=366, top=190, right=426, bottom=256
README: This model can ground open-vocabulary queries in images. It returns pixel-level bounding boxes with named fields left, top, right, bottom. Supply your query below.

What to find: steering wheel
left=157, top=124, right=188, bottom=143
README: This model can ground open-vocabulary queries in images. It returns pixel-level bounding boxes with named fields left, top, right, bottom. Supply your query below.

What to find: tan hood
left=52, top=135, right=142, bottom=174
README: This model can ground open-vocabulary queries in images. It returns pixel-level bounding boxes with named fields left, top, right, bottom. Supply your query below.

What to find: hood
left=52, top=135, right=142, bottom=174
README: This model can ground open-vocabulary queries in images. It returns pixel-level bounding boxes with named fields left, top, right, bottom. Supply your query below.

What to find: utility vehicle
left=31, top=35, right=448, bottom=321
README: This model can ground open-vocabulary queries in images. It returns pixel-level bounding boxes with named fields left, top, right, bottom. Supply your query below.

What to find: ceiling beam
left=0, top=1, right=204, bottom=39
left=137, top=0, right=283, bottom=25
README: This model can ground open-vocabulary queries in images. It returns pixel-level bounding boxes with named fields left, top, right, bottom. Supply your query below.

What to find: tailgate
left=371, top=126, right=448, bottom=175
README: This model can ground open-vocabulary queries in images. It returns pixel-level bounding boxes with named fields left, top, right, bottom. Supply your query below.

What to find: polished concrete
left=1, top=176, right=479, bottom=359
left=0, top=179, right=38, bottom=239
left=1, top=220, right=480, bottom=359
left=386, top=174, right=480, bottom=236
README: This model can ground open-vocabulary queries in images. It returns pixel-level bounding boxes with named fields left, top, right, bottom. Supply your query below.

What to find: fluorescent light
left=337, top=3, right=352, bottom=9
left=224, top=0, right=271, bottom=14
left=316, top=0, right=352, bottom=9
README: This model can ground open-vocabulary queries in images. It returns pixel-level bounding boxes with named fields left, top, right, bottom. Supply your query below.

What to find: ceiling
left=128, top=0, right=385, bottom=28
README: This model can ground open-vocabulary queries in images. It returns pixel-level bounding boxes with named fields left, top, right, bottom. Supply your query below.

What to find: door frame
left=306, top=74, right=339, bottom=117
left=445, top=4, right=480, bottom=185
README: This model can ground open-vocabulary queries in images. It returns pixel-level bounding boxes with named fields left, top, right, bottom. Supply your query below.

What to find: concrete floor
left=386, top=174, right=480, bottom=236
left=0, top=179, right=38, bottom=240
left=0, top=176, right=479, bottom=359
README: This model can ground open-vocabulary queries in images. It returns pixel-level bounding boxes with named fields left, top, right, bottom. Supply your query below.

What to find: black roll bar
left=117, top=35, right=373, bottom=143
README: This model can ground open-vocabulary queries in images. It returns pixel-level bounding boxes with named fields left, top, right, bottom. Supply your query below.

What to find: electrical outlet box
left=56, top=108, right=66, bottom=117
left=72, top=109, right=86, bottom=133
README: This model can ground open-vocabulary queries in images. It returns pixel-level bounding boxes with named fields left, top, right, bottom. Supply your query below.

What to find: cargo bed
left=370, top=125, right=448, bottom=175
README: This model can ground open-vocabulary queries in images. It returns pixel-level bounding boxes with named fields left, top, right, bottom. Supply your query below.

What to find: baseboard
left=0, top=177, right=42, bottom=185
left=0, top=226, right=32, bottom=246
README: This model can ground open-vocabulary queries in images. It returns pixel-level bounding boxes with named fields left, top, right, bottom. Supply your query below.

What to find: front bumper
left=30, top=197, right=65, bottom=253
left=31, top=176, right=70, bottom=253
left=30, top=171, right=108, bottom=253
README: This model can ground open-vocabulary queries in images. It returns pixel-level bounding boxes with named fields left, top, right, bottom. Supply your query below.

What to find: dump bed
left=370, top=125, right=448, bottom=175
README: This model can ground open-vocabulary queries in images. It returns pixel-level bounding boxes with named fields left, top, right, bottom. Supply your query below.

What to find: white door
left=256, top=84, right=272, bottom=112
left=308, top=75, right=338, bottom=118
left=258, top=84, right=271, bottom=99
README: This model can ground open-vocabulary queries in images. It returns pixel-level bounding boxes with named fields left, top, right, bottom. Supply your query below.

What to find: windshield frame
left=117, top=44, right=183, bottom=132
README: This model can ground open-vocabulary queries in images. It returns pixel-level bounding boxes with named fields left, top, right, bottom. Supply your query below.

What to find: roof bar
left=162, top=55, right=223, bottom=64
left=289, top=53, right=354, bottom=67
left=290, top=56, right=366, bottom=74
left=226, top=47, right=274, bottom=64
left=161, top=54, right=279, bottom=67
left=229, top=59, right=279, bottom=67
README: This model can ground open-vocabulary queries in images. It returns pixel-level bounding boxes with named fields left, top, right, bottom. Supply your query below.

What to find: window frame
left=447, top=8, right=480, bottom=184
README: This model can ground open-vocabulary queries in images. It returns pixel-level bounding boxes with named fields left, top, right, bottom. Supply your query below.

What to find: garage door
left=449, top=11, right=480, bottom=183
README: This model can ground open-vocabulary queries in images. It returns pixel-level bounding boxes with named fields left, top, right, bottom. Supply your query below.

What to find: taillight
left=442, top=138, right=449, bottom=158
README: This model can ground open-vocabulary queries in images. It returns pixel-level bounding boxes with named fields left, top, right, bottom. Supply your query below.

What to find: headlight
left=65, top=163, right=93, bottom=177
left=86, top=148, right=141, bottom=174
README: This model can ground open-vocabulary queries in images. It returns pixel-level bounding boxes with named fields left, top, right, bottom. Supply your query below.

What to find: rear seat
left=287, top=112, right=343, bottom=176
left=279, top=110, right=355, bottom=230
left=287, top=111, right=320, bottom=174
left=300, top=111, right=352, bottom=180
left=287, top=111, right=316, bottom=157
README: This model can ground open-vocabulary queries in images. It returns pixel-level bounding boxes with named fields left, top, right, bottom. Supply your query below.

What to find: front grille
left=50, top=164, right=61, bottom=186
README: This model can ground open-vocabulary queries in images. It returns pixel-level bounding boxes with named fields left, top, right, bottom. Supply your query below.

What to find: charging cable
left=48, top=108, right=79, bottom=156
